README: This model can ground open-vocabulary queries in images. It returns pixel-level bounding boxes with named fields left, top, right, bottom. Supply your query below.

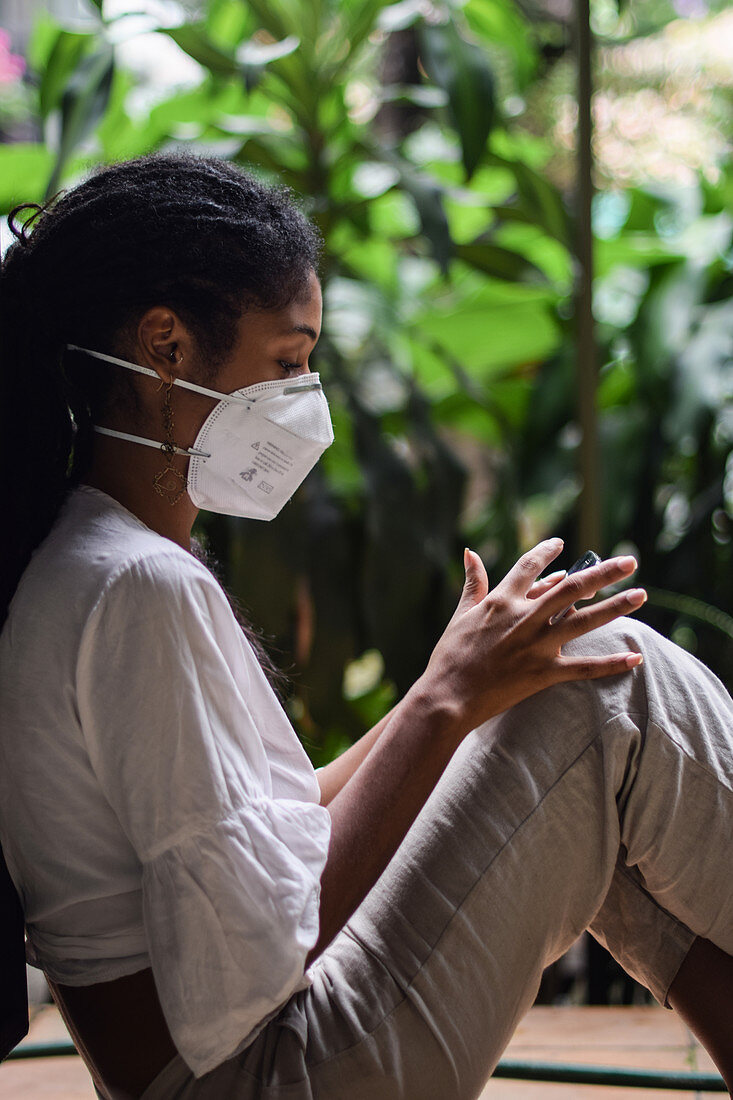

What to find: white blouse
left=0, top=485, right=331, bottom=1077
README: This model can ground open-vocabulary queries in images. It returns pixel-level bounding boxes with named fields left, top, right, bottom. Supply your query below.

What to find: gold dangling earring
left=153, top=366, right=187, bottom=506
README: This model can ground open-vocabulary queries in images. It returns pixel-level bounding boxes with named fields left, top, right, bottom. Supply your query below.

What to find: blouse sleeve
left=75, top=551, right=331, bottom=1077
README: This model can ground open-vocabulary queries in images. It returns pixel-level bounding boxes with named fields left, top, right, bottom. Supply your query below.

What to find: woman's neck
left=82, top=438, right=198, bottom=551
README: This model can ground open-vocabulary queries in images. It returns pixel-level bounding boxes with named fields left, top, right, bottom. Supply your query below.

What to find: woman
left=1, top=154, right=732, bottom=1100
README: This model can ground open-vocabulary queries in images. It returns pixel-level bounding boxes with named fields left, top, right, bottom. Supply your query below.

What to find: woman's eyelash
left=279, top=361, right=302, bottom=373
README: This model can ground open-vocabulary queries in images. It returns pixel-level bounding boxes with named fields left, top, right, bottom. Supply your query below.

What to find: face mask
left=67, top=345, right=334, bottom=520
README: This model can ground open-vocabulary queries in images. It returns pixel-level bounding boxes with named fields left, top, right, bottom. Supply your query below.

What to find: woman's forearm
left=316, top=705, right=399, bottom=806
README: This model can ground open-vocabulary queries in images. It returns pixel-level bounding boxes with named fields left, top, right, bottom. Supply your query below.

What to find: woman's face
left=210, top=267, right=322, bottom=395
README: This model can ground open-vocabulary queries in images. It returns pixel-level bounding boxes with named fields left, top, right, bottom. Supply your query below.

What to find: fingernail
left=625, top=588, right=647, bottom=603
left=547, top=537, right=563, bottom=547
left=544, top=570, right=567, bottom=581
left=626, top=652, right=643, bottom=667
left=617, top=556, right=638, bottom=568
left=464, top=548, right=470, bottom=569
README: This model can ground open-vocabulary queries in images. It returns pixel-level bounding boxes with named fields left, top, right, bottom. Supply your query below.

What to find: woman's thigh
left=142, top=619, right=733, bottom=1100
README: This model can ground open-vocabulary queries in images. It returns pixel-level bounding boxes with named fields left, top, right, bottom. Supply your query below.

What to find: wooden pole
left=575, top=0, right=601, bottom=553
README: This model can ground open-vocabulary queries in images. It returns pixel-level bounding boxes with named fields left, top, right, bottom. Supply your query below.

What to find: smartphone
left=549, top=550, right=602, bottom=624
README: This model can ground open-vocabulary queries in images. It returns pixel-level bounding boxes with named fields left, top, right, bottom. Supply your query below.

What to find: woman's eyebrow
left=287, top=323, right=319, bottom=342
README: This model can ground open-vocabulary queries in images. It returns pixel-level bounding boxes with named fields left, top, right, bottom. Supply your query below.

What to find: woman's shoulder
left=7, top=485, right=218, bottom=642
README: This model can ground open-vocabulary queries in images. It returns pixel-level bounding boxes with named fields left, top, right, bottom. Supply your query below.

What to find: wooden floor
left=1, top=1004, right=725, bottom=1098
left=478, top=1006, right=723, bottom=1098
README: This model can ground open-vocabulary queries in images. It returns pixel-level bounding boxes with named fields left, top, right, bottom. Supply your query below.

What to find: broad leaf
left=669, top=299, right=733, bottom=440
left=418, top=21, right=495, bottom=180
left=491, top=155, right=571, bottom=246
left=27, top=10, right=65, bottom=74
left=236, top=34, right=300, bottom=65
left=162, top=24, right=240, bottom=77
left=463, top=0, right=536, bottom=90
left=0, top=145, right=55, bottom=214
left=378, top=0, right=424, bottom=32
left=39, top=29, right=94, bottom=119
left=414, top=285, right=561, bottom=374
left=236, top=0, right=291, bottom=43
left=399, top=172, right=452, bottom=271
left=46, top=42, right=115, bottom=198
left=595, top=233, right=684, bottom=278
left=330, top=0, right=387, bottom=80
left=235, top=34, right=300, bottom=91
left=206, top=0, right=253, bottom=48
left=455, top=241, right=547, bottom=282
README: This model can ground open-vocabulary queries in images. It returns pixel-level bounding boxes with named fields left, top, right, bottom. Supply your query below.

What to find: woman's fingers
left=498, top=538, right=565, bottom=596
left=424, top=544, right=649, bottom=729
left=539, top=555, right=639, bottom=620
left=461, top=549, right=489, bottom=608
left=555, top=649, right=644, bottom=681
left=529, top=570, right=566, bottom=599
left=446, top=549, right=490, bottom=627
left=555, top=586, right=648, bottom=641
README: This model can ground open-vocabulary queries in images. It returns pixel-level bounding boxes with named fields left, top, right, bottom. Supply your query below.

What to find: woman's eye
left=279, top=360, right=303, bottom=373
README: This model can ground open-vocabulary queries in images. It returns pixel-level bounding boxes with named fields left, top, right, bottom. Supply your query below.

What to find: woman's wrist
left=402, top=673, right=473, bottom=750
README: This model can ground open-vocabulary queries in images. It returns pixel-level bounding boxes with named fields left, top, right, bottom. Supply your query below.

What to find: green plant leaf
left=463, top=0, right=536, bottom=90
left=235, top=33, right=300, bottom=91
left=414, top=285, right=560, bottom=374
left=46, top=41, right=115, bottom=198
left=349, top=393, right=464, bottom=696
left=669, top=298, right=733, bottom=440
left=149, top=86, right=218, bottom=130
left=96, top=68, right=164, bottom=161
left=491, top=154, right=571, bottom=246
left=632, top=261, right=706, bottom=378
left=0, top=145, right=55, bottom=214
left=236, top=0, right=291, bottom=42
left=455, top=241, right=546, bottom=282
left=492, top=223, right=573, bottom=287
left=162, top=23, right=240, bottom=77
left=206, top=0, right=254, bottom=49
left=379, top=83, right=448, bottom=109
left=236, top=34, right=300, bottom=65
left=595, top=234, right=684, bottom=278
left=417, top=21, right=495, bottom=180
left=329, top=0, right=387, bottom=80
left=400, top=172, right=453, bottom=272
left=27, top=10, right=64, bottom=74
left=38, top=29, right=94, bottom=119
left=378, top=0, right=424, bottom=32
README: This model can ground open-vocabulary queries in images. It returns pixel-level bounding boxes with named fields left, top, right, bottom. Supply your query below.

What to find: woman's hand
left=528, top=568, right=567, bottom=599
left=418, top=539, right=646, bottom=733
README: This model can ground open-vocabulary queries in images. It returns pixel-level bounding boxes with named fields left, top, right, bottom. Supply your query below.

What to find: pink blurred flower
left=0, top=28, right=26, bottom=85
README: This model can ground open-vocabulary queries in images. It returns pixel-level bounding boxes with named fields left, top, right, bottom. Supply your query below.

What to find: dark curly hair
left=0, top=152, right=321, bottom=640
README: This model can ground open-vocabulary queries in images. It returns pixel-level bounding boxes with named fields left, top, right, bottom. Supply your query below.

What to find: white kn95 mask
left=67, top=345, right=334, bottom=520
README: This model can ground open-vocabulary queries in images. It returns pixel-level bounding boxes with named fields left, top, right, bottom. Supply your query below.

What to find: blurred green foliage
left=1, top=0, right=731, bottom=756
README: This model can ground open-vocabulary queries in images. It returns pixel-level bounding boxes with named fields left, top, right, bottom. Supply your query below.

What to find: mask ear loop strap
left=93, top=425, right=209, bottom=458
left=66, top=344, right=323, bottom=405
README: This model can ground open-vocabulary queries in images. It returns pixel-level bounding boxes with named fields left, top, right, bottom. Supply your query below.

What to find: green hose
left=6, top=1041, right=728, bottom=1090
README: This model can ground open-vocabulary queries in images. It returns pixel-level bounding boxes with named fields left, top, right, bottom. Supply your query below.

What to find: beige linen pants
left=141, top=619, right=733, bottom=1099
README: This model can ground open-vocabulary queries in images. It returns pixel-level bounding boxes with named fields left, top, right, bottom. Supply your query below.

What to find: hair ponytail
left=0, top=202, right=78, bottom=628
left=0, top=153, right=321, bottom=645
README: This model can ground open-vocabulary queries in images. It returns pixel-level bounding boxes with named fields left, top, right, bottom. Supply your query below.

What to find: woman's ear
left=136, top=307, right=190, bottom=383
